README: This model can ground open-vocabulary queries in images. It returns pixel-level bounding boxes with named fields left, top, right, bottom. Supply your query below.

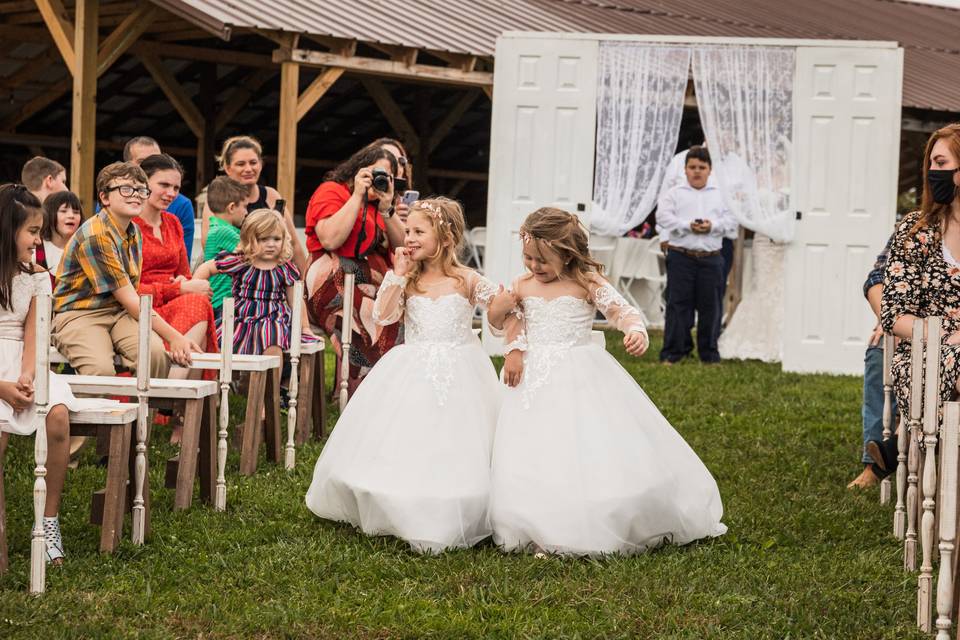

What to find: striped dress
left=215, top=252, right=313, bottom=354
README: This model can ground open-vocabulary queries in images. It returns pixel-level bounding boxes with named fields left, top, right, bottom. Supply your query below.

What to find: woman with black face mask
left=881, top=124, right=960, bottom=434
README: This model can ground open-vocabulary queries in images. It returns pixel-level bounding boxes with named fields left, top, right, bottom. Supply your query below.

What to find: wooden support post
left=277, top=59, right=300, bottom=213
left=35, top=0, right=76, bottom=77
left=70, top=0, right=98, bottom=215
left=197, top=65, right=217, bottom=190
left=138, top=52, right=204, bottom=138
left=360, top=78, right=420, bottom=155
left=296, top=68, right=344, bottom=122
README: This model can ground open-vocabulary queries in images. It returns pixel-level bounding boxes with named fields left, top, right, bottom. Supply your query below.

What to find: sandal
left=43, top=516, right=65, bottom=566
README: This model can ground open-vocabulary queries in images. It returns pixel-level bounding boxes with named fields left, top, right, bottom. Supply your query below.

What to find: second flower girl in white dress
left=305, top=197, right=516, bottom=553
left=488, top=208, right=727, bottom=557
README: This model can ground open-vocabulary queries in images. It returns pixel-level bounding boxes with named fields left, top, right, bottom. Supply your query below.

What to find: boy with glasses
left=52, top=162, right=201, bottom=379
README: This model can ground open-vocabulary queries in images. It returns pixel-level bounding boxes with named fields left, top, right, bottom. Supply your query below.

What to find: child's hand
left=16, top=373, right=34, bottom=396
left=0, top=380, right=33, bottom=412
left=487, top=286, right=512, bottom=318
left=180, top=278, right=212, bottom=296
left=623, top=331, right=648, bottom=357
left=502, top=350, right=524, bottom=387
left=394, top=247, right=412, bottom=277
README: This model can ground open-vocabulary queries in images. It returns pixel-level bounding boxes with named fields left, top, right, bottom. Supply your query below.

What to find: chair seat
left=69, top=403, right=139, bottom=424
left=189, top=352, right=281, bottom=371
left=299, top=339, right=325, bottom=355
left=65, top=375, right=217, bottom=399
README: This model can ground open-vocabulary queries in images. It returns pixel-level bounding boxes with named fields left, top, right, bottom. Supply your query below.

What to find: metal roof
left=158, top=0, right=960, bottom=112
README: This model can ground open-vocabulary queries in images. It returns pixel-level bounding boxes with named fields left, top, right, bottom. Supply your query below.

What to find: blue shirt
left=95, top=192, right=194, bottom=260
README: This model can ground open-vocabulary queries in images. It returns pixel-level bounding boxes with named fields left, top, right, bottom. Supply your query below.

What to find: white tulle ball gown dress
left=305, top=270, right=502, bottom=553
left=490, top=278, right=727, bottom=556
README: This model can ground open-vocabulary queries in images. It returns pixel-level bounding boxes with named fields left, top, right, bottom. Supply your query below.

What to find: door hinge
left=796, top=211, right=802, bottom=221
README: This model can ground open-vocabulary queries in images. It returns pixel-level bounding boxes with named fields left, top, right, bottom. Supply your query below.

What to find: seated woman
left=304, top=143, right=406, bottom=392
left=880, top=124, right=960, bottom=466
left=35, top=190, right=82, bottom=283
left=134, top=154, right=218, bottom=392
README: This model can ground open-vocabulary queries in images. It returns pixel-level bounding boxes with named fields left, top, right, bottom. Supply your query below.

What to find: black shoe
left=866, top=438, right=898, bottom=475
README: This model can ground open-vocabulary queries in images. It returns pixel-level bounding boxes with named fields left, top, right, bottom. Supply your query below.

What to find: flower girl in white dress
left=0, top=184, right=118, bottom=565
left=488, top=208, right=727, bottom=557
left=306, top=197, right=516, bottom=553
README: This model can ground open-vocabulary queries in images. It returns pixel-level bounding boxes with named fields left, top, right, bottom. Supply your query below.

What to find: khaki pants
left=52, top=307, right=170, bottom=378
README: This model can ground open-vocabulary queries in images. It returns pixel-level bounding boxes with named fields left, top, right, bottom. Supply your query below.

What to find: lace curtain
left=692, top=46, right=795, bottom=242
left=591, top=44, right=691, bottom=237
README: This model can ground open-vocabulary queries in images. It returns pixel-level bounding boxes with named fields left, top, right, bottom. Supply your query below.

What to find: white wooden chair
left=932, top=400, right=960, bottom=640
left=285, top=281, right=329, bottom=469
left=53, top=297, right=219, bottom=514
left=880, top=333, right=895, bottom=505
left=916, top=317, right=943, bottom=631
left=0, top=293, right=138, bottom=593
left=467, top=227, right=486, bottom=273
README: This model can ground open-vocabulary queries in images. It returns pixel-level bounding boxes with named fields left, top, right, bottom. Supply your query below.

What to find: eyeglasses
left=105, top=184, right=151, bottom=199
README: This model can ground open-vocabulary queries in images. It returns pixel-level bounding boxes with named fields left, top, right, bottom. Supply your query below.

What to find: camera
left=371, top=168, right=392, bottom=193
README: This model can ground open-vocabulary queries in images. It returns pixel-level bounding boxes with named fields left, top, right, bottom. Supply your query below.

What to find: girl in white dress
left=306, top=197, right=517, bottom=553
left=488, top=208, right=727, bottom=557
left=0, top=184, right=117, bottom=565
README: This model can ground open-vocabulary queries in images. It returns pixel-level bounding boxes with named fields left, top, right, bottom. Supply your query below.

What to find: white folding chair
left=468, top=227, right=486, bottom=274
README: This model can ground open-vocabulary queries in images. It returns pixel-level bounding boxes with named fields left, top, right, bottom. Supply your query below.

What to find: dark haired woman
left=135, top=155, right=217, bottom=409
left=35, top=190, right=82, bottom=283
left=304, top=144, right=406, bottom=390
left=882, top=124, right=960, bottom=420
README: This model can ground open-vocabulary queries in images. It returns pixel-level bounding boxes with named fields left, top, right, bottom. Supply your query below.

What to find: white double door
left=486, top=33, right=903, bottom=374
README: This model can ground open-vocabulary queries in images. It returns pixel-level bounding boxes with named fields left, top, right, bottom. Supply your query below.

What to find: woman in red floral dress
left=135, top=154, right=218, bottom=371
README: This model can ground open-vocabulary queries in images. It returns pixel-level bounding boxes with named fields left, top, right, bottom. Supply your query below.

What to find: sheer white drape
left=692, top=46, right=795, bottom=242
left=591, top=44, right=691, bottom=237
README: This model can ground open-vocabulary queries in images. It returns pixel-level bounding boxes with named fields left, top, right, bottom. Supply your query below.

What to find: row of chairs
left=0, top=285, right=328, bottom=593
left=883, top=318, right=960, bottom=637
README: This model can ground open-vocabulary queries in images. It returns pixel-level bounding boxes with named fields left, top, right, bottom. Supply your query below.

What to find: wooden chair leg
left=198, top=395, right=216, bottom=504
left=313, top=350, right=327, bottom=440
left=173, top=398, right=203, bottom=511
left=295, top=354, right=314, bottom=446
left=263, top=366, right=282, bottom=464
left=240, top=371, right=267, bottom=476
left=100, top=423, right=131, bottom=553
left=127, top=415, right=152, bottom=541
left=0, top=434, right=8, bottom=575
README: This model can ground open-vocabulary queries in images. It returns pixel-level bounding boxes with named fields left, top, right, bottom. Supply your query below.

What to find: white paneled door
left=484, top=36, right=599, bottom=352
left=783, top=45, right=903, bottom=374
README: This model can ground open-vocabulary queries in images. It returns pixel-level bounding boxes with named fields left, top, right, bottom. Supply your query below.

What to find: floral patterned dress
left=881, top=210, right=960, bottom=413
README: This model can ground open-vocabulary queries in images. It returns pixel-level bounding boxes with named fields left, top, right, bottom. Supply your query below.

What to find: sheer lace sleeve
left=590, top=277, right=648, bottom=337
left=372, top=270, right=407, bottom=326
left=468, top=272, right=499, bottom=310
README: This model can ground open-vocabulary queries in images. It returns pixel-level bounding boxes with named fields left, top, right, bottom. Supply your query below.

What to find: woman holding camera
left=305, top=144, right=406, bottom=391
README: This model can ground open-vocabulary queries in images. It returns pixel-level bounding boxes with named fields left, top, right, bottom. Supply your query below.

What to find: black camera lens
left=371, top=168, right=392, bottom=192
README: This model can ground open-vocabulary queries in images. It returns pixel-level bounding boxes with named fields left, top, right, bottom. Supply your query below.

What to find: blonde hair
left=218, top=135, right=263, bottom=171
left=406, top=197, right=467, bottom=294
left=520, top=207, right=604, bottom=291
left=236, top=208, right=292, bottom=263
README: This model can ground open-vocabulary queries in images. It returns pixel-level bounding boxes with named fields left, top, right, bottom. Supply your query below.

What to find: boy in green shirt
left=203, top=176, right=249, bottom=324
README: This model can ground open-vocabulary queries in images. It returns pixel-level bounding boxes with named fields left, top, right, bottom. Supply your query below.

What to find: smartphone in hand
left=275, top=198, right=287, bottom=214
left=402, top=190, right=420, bottom=207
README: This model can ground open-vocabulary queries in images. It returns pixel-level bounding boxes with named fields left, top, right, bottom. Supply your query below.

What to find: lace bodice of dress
left=0, top=271, right=48, bottom=341
left=404, top=294, right=476, bottom=346
left=523, top=296, right=595, bottom=349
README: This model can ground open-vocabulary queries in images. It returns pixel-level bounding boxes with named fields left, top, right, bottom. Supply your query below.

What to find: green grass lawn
left=0, top=332, right=927, bottom=639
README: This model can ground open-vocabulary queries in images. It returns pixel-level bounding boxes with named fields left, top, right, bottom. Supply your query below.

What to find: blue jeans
left=862, top=344, right=897, bottom=464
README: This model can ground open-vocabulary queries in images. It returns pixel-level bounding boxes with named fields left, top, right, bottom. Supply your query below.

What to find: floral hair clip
left=415, top=200, right=446, bottom=225
left=520, top=231, right=553, bottom=247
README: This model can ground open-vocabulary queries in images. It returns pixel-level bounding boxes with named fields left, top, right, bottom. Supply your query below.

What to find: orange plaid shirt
left=53, top=209, right=142, bottom=312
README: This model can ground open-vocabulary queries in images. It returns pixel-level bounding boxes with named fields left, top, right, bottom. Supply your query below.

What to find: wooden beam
left=427, top=91, right=480, bottom=154
left=138, top=52, right=204, bottom=137
left=367, top=42, right=418, bottom=67
left=430, top=51, right=477, bottom=72
left=359, top=78, right=420, bottom=155
left=296, top=67, right=343, bottom=122
left=97, top=2, right=160, bottom=76
left=277, top=60, right=299, bottom=213
left=70, top=0, right=98, bottom=214
left=278, top=48, right=494, bottom=88
left=0, top=48, right=58, bottom=91
left=34, top=0, right=76, bottom=77
left=482, top=85, right=492, bottom=100
left=0, top=77, right=70, bottom=130
left=214, top=68, right=276, bottom=133
left=131, top=41, right=274, bottom=68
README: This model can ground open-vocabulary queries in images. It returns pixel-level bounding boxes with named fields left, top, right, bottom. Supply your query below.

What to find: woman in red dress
left=135, top=154, right=218, bottom=372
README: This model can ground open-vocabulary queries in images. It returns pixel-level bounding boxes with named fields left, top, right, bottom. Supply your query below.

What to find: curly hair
left=236, top=208, right=293, bottom=263
left=324, top=145, right=399, bottom=191
left=520, top=207, right=605, bottom=292
left=405, top=197, right=467, bottom=294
